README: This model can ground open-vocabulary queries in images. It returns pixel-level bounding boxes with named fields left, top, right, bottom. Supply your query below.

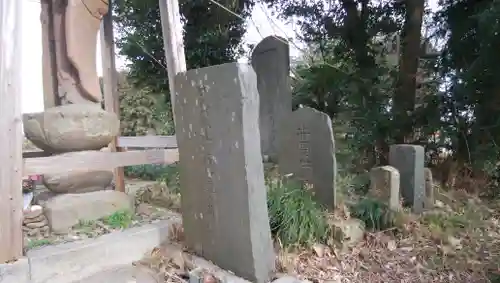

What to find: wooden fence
left=22, top=135, right=179, bottom=176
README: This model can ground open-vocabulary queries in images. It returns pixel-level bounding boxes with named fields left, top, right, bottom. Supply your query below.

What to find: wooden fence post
left=158, top=0, right=187, bottom=126
left=100, top=0, right=125, bottom=192
left=0, top=0, right=24, bottom=262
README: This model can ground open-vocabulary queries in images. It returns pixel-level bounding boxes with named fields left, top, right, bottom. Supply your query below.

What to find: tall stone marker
left=389, top=144, right=425, bottom=213
left=251, top=35, right=292, bottom=161
left=279, top=106, right=337, bottom=210
left=173, top=63, right=275, bottom=283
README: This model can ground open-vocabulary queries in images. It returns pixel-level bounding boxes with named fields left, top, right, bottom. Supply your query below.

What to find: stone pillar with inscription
left=279, top=106, right=337, bottom=210
left=389, top=144, right=425, bottom=213
left=251, top=36, right=292, bottom=161
left=173, top=63, right=275, bottom=283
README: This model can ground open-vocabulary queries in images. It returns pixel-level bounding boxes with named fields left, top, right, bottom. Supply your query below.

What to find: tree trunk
left=393, top=0, right=425, bottom=143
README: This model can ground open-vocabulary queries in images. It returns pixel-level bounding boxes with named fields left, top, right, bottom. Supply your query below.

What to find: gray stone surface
left=0, top=258, right=30, bottom=283
left=71, top=265, right=136, bottom=283
left=23, top=104, right=120, bottom=153
left=174, top=63, right=275, bottom=283
left=369, top=166, right=401, bottom=211
left=389, top=144, right=425, bottom=213
left=43, top=190, right=134, bottom=233
left=251, top=36, right=292, bottom=161
left=329, top=218, right=365, bottom=249
left=272, top=276, right=304, bottom=283
left=43, top=169, right=113, bottom=194
left=424, top=167, right=434, bottom=209
left=28, top=217, right=176, bottom=283
left=0, top=218, right=179, bottom=283
left=133, top=265, right=160, bottom=283
left=278, top=106, right=337, bottom=210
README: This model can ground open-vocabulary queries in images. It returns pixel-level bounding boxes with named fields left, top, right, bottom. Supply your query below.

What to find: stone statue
left=22, top=0, right=132, bottom=234
left=41, top=0, right=109, bottom=106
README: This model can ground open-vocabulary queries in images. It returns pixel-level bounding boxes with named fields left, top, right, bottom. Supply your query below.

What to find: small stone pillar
left=424, top=167, right=434, bottom=209
left=369, top=166, right=401, bottom=211
left=389, top=144, right=425, bottom=213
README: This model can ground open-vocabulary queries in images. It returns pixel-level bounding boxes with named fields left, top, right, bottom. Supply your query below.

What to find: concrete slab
left=28, top=215, right=180, bottom=283
left=0, top=258, right=30, bottom=283
left=70, top=265, right=136, bottom=283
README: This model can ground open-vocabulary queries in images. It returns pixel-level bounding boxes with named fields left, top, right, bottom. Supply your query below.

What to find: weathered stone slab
left=43, top=169, right=113, bottom=194
left=251, top=36, right=292, bottom=161
left=23, top=104, right=119, bottom=153
left=389, top=144, right=425, bottom=213
left=424, top=167, right=434, bottom=209
left=43, top=190, right=133, bottom=233
left=278, top=106, right=337, bottom=210
left=329, top=218, right=365, bottom=250
left=0, top=258, right=30, bottom=283
left=174, top=63, right=275, bottom=283
left=369, top=166, right=401, bottom=211
left=28, top=218, right=177, bottom=283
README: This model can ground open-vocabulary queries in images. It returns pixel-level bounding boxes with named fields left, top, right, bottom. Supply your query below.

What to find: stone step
left=71, top=265, right=136, bottom=283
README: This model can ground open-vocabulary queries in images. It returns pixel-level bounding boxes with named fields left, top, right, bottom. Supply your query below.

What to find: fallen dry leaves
left=140, top=190, right=500, bottom=283
left=276, top=190, right=500, bottom=283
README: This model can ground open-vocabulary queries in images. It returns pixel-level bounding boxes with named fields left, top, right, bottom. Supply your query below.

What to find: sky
left=20, top=0, right=436, bottom=114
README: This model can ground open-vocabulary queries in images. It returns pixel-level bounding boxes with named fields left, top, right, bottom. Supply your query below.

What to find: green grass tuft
left=267, top=177, right=329, bottom=248
left=26, top=239, right=52, bottom=249
left=350, top=198, right=395, bottom=231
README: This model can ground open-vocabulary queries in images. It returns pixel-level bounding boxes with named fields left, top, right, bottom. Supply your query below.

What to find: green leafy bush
left=124, top=164, right=169, bottom=180
left=125, top=163, right=180, bottom=193
left=267, top=177, right=329, bottom=248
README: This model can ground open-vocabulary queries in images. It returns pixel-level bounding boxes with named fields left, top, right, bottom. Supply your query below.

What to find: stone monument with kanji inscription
left=278, top=106, right=337, bottom=210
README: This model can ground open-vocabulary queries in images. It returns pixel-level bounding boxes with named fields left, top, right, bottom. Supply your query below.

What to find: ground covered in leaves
left=26, top=164, right=500, bottom=283
left=133, top=172, right=500, bottom=283
left=274, top=189, right=500, bottom=283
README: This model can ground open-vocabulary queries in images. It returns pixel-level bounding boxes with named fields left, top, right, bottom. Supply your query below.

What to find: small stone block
left=189, top=267, right=222, bottom=283
left=369, top=166, right=401, bottom=211
left=24, top=205, right=43, bottom=219
left=389, top=144, right=425, bottom=213
left=424, top=167, right=434, bottom=209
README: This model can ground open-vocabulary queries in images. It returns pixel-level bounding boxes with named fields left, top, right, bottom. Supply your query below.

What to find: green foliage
left=124, top=163, right=180, bottom=193
left=124, top=164, right=169, bottom=180
left=267, top=177, right=329, bottom=248
left=350, top=198, right=395, bottom=231
left=153, top=101, right=175, bottom=135
left=113, top=0, right=254, bottom=98
left=26, top=239, right=52, bottom=250
left=157, top=163, right=180, bottom=194
left=103, top=210, right=133, bottom=229
left=117, top=73, right=157, bottom=136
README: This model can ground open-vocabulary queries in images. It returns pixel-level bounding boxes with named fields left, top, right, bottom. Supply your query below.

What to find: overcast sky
left=20, top=0, right=436, bottom=114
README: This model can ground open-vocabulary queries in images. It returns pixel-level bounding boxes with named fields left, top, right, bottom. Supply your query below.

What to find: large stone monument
left=174, top=63, right=275, bottom=283
left=23, top=0, right=132, bottom=233
left=279, top=106, right=337, bottom=210
left=251, top=36, right=292, bottom=161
